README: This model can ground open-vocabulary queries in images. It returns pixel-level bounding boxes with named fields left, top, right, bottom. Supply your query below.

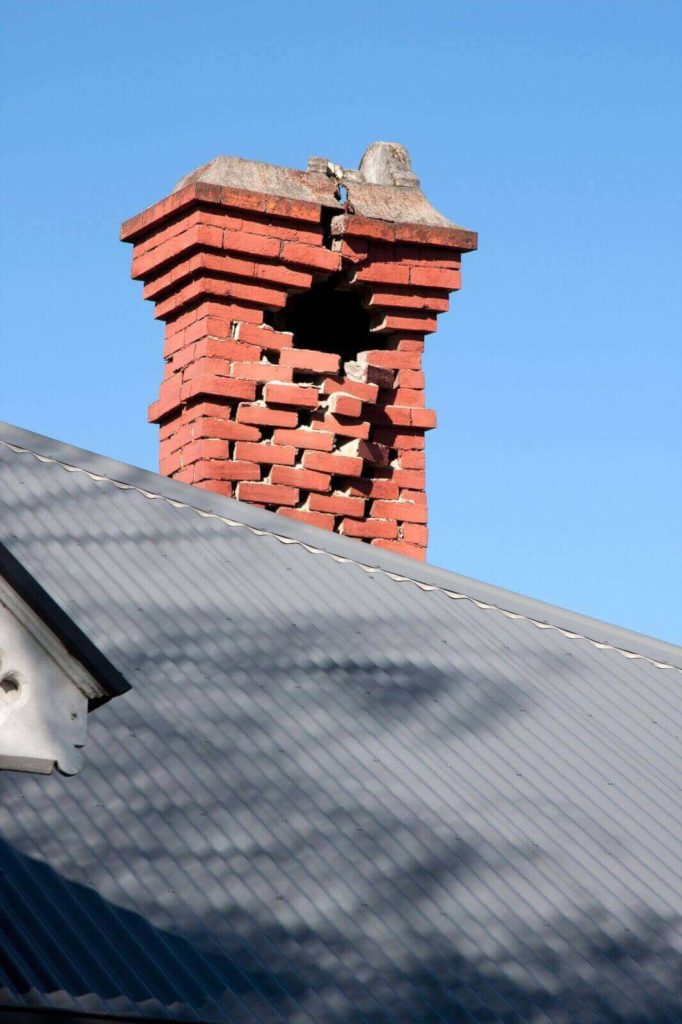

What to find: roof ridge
left=2, top=437, right=679, bottom=675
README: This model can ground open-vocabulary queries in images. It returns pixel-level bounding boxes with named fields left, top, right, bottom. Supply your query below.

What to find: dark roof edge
left=0, top=535, right=131, bottom=707
left=1, top=420, right=680, bottom=671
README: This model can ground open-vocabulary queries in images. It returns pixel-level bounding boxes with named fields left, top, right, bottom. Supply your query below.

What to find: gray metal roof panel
left=0, top=422, right=680, bottom=1023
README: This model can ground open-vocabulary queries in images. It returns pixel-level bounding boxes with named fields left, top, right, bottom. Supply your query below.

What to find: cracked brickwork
left=121, top=150, right=476, bottom=560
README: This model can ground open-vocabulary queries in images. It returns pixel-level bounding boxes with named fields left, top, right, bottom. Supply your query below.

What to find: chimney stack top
left=173, top=143, right=459, bottom=230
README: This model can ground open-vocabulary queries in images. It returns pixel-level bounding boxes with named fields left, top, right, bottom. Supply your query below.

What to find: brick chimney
left=121, top=143, right=476, bottom=560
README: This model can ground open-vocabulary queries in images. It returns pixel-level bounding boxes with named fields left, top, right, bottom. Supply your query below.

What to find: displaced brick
left=339, top=439, right=390, bottom=466
left=357, top=350, right=422, bottom=371
left=321, top=377, right=379, bottom=404
left=327, top=392, right=363, bottom=418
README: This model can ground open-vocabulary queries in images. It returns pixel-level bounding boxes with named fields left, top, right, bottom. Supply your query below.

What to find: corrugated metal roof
left=0, top=422, right=680, bottom=1024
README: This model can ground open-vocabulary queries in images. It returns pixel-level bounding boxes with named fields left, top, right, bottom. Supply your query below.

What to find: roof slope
left=0, top=422, right=680, bottom=1024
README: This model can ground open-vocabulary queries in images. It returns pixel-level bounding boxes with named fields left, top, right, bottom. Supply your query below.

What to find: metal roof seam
left=1, top=438, right=679, bottom=675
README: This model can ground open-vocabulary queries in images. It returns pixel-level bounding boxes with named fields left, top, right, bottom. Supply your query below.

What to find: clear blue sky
left=1, top=1, right=680, bottom=644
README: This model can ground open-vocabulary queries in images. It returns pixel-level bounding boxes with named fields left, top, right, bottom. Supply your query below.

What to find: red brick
left=181, top=375, right=257, bottom=404
left=327, top=392, right=363, bottom=417
left=231, top=361, right=294, bottom=383
left=410, top=408, right=437, bottom=429
left=253, top=262, right=313, bottom=289
left=197, top=480, right=234, bottom=498
left=263, top=382, right=319, bottom=408
left=312, top=414, right=370, bottom=440
left=372, top=313, right=437, bottom=334
left=340, top=518, right=398, bottom=540
left=309, top=493, right=366, bottom=518
left=392, top=388, right=425, bottom=408
left=193, top=460, right=260, bottom=482
left=378, top=468, right=424, bottom=489
left=271, top=465, right=332, bottom=493
left=357, top=350, right=421, bottom=371
left=371, top=538, right=426, bottom=561
left=371, top=500, right=428, bottom=524
left=222, top=229, right=281, bottom=260
left=333, top=237, right=368, bottom=263
left=148, top=382, right=183, bottom=422
left=409, top=266, right=461, bottom=289
left=368, top=289, right=449, bottom=313
left=159, top=450, right=182, bottom=475
left=272, top=428, right=335, bottom=451
left=280, top=241, right=341, bottom=272
left=277, top=508, right=335, bottom=530
left=236, top=482, right=299, bottom=506
left=280, top=348, right=341, bottom=375
left=353, top=262, right=410, bottom=285
left=399, top=450, right=425, bottom=470
left=235, top=323, right=293, bottom=351
left=400, top=489, right=427, bottom=505
left=396, top=369, right=425, bottom=389
left=321, top=377, right=379, bottom=403
left=181, top=438, right=229, bottom=464
left=236, top=403, right=298, bottom=428
left=385, top=337, right=424, bottom=353
left=302, top=451, right=363, bottom=477
left=233, top=441, right=296, bottom=466
left=186, top=415, right=261, bottom=443
left=181, top=357, right=232, bottom=381
left=336, top=477, right=400, bottom=500
left=402, top=523, right=428, bottom=545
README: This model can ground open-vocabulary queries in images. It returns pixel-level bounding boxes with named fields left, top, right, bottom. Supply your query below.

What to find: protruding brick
left=193, top=460, right=260, bottom=482
left=327, top=392, right=363, bottom=418
left=336, top=477, right=400, bottom=500
left=231, top=361, right=293, bottom=383
left=321, top=377, right=380, bottom=404
left=339, top=439, right=390, bottom=466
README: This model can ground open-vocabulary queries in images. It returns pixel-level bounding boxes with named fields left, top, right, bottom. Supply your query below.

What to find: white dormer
left=0, top=574, right=110, bottom=775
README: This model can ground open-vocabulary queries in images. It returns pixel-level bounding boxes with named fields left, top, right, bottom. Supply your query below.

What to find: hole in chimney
left=265, top=276, right=371, bottom=362
left=1, top=673, right=21, bottom=703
